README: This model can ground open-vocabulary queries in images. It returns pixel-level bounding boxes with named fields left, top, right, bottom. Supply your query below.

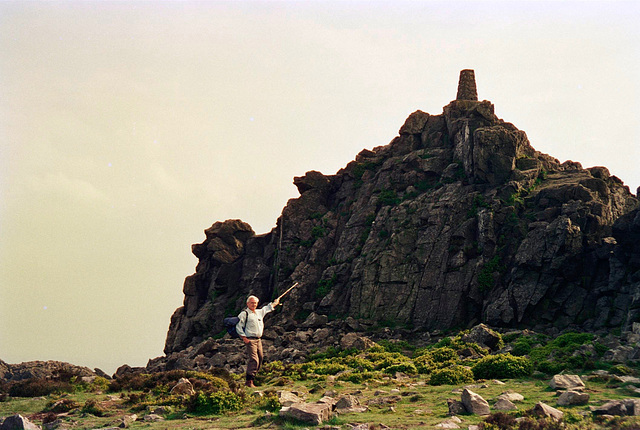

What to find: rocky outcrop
left=0, top=360, right=96, bottom=382
left=164, top=71, right=639, bottom=355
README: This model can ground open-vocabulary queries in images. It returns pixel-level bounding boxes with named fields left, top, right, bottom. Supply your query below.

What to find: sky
left=1, top=1, right=639, bottom=375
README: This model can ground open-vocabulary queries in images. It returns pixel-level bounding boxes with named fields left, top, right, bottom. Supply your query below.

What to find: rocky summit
left=164, top=70, right=639, bottom=357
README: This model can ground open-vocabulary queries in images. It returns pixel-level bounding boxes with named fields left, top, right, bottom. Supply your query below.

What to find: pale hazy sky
left=1, top=1, right=638, bottom=374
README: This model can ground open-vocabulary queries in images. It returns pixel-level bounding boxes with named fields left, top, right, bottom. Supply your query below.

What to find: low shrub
left=377, top=339, right=415, bottom=353
left=307, top=362, right=350, bottom=375
left=364, top=351, right=413, bottom=372
left=257, top=392, right=281, bottom=412
left=81, top=398, right=105, bottom=416
left=610, top=364, right=635, bottom=376
left=47, top=398, right=80, bottom=413
left=337, top=371, right=380, bottom=384
left=383, top=363, right=417, bottom=375
left=108, top=370, right=232, bottom=393
left=189, top=391, right=245, bottom=415
left=426, top=347, right=459, bottom=363
left=307, top=347, right=359, bottom=361
left=413, top=354, right=436, bottom=374
left=413, top=347, right=460, bottom=374
left=429, top=365, right=474, bottom=386
left=342, top=356, right=375, bottom=372
left=472, top=354, right=533, bottom=380
left=482, top=411, right=517, bottom=429
left=108, top=373, right=153, bottom=392
left=88, top=376, right=110, bottom=392
left=124, top=392, right=149, bottom=405
left=262, top=361, right=285, bottom=374
left=9, top=379, right=74, bottom=397
left=527, top=331, right=600, bottom=374
left=416, top=339, right=488, bottom=359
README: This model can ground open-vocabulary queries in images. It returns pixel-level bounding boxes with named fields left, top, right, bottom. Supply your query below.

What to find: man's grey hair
left=247, top=295, right=259, bottom=303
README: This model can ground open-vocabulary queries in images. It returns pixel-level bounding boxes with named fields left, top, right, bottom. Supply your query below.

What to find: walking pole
left=276, top=282, right=299, bottom=301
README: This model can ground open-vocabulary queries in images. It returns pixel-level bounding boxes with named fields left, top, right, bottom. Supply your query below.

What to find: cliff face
left=164, top=83, right=638, bottom=355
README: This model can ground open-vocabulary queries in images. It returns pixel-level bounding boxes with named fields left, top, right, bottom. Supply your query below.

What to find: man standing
left=236, top=295, right=280, bottom=387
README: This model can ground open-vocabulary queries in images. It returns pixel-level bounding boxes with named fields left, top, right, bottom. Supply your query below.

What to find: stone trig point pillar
left=456, top=69, right=478, bottom=101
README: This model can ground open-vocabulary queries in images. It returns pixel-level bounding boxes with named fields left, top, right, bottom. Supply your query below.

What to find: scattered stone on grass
left=447, top=399, right=466, bottom=415
left=0, top=414, right=41, bottom=430
left=435, top=419, right=460, bottom=429
left=277, top=390, right=305, bottom=407
left=557, top=390, right=589, bottom=406
left=280, top=402, right=332, bottom=425
left=334, top=395, right=367, bottom=414
left=142, top=414, right=164, bottom=422
left=169, top=377, right=195, bottom=396
left=549, top=374, right=585, bottom=390
left=591, top=398, right=640, bottom=416
left=496, top=391, right=524, bottom=403
left=366, top=396, right=402, bottom=406
left=533, top=402, right=563, bottom=420
left=461, top=388, right=490, bottom=415
left=494, top=398, right=517, bottom=411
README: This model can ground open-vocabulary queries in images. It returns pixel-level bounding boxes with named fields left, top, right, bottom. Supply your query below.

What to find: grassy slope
left=2, top=375, right=640, bottom=429
left=3, top=329, right=640, bottom=429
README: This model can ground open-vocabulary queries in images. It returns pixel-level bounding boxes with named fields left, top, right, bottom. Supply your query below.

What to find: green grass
left=4, top=331, right=640, bottom=429
left=4, top=371, right=640, bottom=429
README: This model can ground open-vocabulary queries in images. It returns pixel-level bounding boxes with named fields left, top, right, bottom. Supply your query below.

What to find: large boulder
left=334, top=395, right=367, bottom=414
left=460, top=324, right=502, bottom=350
left=301, top=312, right=329, bottom=329
left=0, top=415, right=41, bottom=430
left=447, top=399, right=466, bottom=415
left=557, top=390, right=589, bottom=406
left=280, top=402, right=332, bottom=425
left=200, top=219, right=254, bottom=264
left=592, top=399, right=640, bottom=416
left=339, top=333, right=376, bottom=351
left=494, top=398, right=517, bottom=411
left=496, top=391, right=524, bottom=403
left=533, top=402, right=563, bottom=420
left=276, top=391, right=305, bottom=407
left=549, top=374, right=585, bottom=390
left=461, top=389, right=490, bottom=415
left=169, top=378, right=195, bottom=396
left=472, top=125, right=528, bottom=185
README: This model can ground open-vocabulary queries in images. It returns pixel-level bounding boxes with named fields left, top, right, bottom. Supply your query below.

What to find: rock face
left=163, top=71, right=639, bottom=355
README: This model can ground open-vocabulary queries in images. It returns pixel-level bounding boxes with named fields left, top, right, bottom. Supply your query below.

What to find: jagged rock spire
left=456, top=69, right=478, bottom=101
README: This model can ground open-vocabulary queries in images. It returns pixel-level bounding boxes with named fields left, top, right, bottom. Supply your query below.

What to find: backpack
left=223, top=310, right=247, bottom=339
